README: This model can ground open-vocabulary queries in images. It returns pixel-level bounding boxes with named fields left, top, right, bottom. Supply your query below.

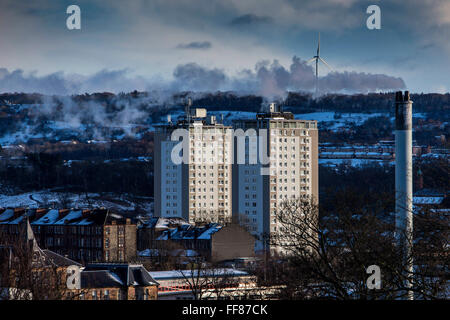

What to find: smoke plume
left=0, top=57, right=405, bottom=99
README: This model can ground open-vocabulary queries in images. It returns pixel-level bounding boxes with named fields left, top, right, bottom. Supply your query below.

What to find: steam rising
left=0, top=57, right=405, bottom=100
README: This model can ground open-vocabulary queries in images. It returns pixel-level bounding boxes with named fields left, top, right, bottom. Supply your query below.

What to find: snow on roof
left=53, top=210, right=82, bottom=225
left=32, top=209, right=60, bottom=225
left=169, top=249, right=198, bottom=257
left=138, top=249, right=160, bottom=257
left=7, top=214, right=26, bottom=225
left=154, top=217, right=190, bottom=229
left=413, top=197, right=444, bottom=205
left=0, top=209, right=14, bottom=221
left=149, top=268, right=248, bottom=280
left=156, top=223, right=222, bottom=241
left=197, top=224, right=222, bottom=239
left=76, top=218, right=93, bottom=225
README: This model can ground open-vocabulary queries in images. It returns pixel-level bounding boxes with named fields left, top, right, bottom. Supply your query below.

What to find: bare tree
left=55, top=192, right=72, bottom=209
left=179, top=257, right=210, bottom=300
left=205, top=266, right=241, bottom=300
left=0, top=231, right=72, bottom=300
left=267, top=194, right=449, bottom=300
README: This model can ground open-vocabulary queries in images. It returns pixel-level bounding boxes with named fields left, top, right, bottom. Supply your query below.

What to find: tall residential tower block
left=232, top=104, right=319, bottom=251
left=154, top=109, right=233, bottom=224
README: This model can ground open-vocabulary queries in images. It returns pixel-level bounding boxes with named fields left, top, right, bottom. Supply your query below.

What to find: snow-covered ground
left=295, top=112, right=386, bottom=131
left=0, top=191, right=153, bottom=214
left=319, top=158, right=393, bottom=167
left=0, top=103, right=434, bottom=145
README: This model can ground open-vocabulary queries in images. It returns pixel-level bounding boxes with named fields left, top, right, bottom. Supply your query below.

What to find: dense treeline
left=0, top=153, right=153, bottom=196
left=319, top=158, right=449, bottom=218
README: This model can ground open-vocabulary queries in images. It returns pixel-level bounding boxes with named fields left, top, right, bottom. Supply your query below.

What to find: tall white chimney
left=394, top=90, right=413, bottom=300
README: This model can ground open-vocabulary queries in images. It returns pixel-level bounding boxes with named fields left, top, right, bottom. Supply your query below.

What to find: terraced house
left=0, top=208, right=136, bottom=263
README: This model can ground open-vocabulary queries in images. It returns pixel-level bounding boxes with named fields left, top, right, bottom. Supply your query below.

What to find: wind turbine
left=307, top=33, right=332, bottom=97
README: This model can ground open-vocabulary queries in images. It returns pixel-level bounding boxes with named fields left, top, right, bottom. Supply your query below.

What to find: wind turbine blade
left=317, top=32, right=320, bottom=56
left=307, top=57, right=317, bottom=64
left=319, top=57, right=332, bottom=70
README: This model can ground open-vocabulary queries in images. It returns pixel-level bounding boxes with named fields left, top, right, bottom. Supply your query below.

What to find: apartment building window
left=105, top=238, right=110, bottom=248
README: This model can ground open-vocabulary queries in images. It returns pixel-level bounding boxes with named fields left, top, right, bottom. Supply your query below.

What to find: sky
left=0, top=0, right=449, bottom=96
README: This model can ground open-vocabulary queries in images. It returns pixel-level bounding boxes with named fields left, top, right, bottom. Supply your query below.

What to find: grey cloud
left=230, top=14, right=273, bottom=26
left=231, top=57, right=405, bottom=99
left=0, top=57, right=405, bottom=98
left=172, top=63, right=227, bottom=91
left=320, top=72, right=405, bottom=93
left=176, top=41, right=212, bottom=50
left=0, top=68, right=151, bottom=95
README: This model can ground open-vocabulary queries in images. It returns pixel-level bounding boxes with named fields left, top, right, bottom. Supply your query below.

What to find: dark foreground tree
left=266, top=195, right=448, bottom=300
left=0, top=223, right=77, bottom=300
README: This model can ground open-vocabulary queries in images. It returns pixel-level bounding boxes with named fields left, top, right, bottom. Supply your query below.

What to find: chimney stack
left=394, top=90, right=413, bottom=300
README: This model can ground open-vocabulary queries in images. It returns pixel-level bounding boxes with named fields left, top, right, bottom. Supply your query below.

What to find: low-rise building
left=0, top=208, right=137, bottom=263
left=69, top=263, right=159, bottom=300
left=139, top=222, right=255, bottom=262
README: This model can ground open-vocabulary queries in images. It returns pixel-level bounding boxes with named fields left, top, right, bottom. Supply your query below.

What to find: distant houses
left=0, top=219, right=158, bottom=300
left=70, top=263, right=159, bottom=300
left=0, top=209, right=256, bottom=266
left=0, top=208, right=136, bottom=263
left=138, top=217, right=255, bottom=262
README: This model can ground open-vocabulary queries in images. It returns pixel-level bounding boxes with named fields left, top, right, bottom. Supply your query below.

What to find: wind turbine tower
left=307, top=33, right=332, bottom=98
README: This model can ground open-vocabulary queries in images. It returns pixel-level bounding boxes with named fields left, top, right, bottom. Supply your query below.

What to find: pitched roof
left=42, top=249, right=82, bottom=267
left=140, top=217, right=190, bottom=230
left=0, top=208, right=121, bottom=226
left=84, top=263, right=158, bottom=287
left=149, top=268, right=248, bottom=280
left=81, top=270, right=124, bottom=288
left=156, top=223, right=222, bottom=240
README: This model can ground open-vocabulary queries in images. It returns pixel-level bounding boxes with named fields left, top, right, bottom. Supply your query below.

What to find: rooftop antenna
left=185, top=97, right=192, bottom=123
left=307, top=32, right=332, bottom=98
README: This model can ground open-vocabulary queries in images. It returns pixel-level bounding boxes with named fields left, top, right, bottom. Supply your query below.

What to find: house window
left=104, top=290, right=110, bottom=300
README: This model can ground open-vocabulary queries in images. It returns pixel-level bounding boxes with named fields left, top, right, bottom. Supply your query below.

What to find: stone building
left=0, top=208, right=137, bottom=263
left=69, top=263, right=159, bottom=300
left=139, top=221, right=255, bottom=262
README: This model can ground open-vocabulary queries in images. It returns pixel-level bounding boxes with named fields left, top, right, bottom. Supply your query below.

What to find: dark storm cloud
left=172, top=63, right=227, bottom=91
left=176, top=41, right=212, bottom=50
left=230, top=14, right=273, bottom=26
